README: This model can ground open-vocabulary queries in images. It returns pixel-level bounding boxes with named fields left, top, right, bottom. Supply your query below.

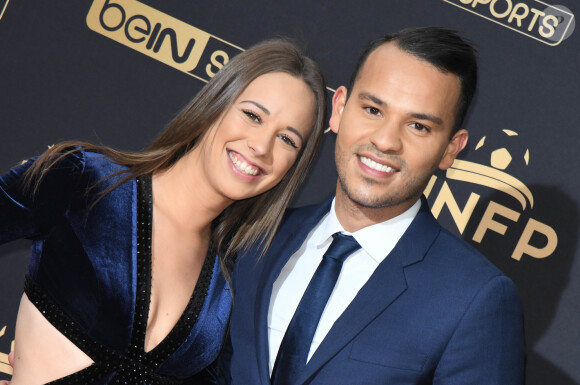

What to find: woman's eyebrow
left=240, top=100, right=270, bottom=115
left=239, top=100, right=304, bottom=142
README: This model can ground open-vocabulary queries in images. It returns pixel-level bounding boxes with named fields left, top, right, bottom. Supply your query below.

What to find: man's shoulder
left=404, top=203, right=512, bottom=288
left=436, top=225, right=498, bottom=264
left=402, top=217, right=522, bottom=326
left=425, top=222, right=514, bottom=289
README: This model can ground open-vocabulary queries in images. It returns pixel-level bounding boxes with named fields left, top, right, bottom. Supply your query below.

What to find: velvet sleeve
left=0, top=150, right=86, bottom=245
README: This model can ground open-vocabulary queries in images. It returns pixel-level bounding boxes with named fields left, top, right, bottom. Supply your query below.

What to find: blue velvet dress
left=0, top=150, right=232, bottom=384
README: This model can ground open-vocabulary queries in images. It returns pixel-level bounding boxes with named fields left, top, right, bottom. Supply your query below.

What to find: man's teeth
left=360, top=156, right=395, bottom=173
left=229, top=152, right=259, bottom=176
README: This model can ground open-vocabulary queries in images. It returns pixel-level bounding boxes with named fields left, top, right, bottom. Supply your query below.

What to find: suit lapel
left=298, top=198, right=441, bottom=384
left=253, top=198, right=334, bottom=382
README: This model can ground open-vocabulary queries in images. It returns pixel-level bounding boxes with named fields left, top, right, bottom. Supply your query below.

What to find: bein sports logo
left=425, top=129, right=558, bottom=262
left=86, top=0, right=243, bottom=82
left=442, top=0, right=576, bottom=46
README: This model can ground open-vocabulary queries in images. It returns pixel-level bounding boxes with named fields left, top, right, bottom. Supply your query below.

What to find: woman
left=0, top=38, right=326, bottom=384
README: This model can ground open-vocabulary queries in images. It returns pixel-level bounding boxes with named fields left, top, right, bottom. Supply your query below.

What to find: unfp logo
left=425, top=129, right=557, bottom=262
left=86, top=0, right=244, bottom=82
left=443, top=0, right=575, bottom=46
left=0, top=326, right=13, bottom=375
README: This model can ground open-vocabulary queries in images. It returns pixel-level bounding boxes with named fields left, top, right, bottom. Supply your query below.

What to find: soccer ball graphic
left=474, top=129, right=530, bottom=171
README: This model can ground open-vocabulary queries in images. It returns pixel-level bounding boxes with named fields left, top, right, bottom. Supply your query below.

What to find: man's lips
left=358, top=155, right=398, bottom=173
left=228, top=150, right=263, bottom=176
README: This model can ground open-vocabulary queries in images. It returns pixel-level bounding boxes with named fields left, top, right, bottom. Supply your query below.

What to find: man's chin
left=342, top=189, right=399, bottom=209
left=340, top=185, right=422, bottom=211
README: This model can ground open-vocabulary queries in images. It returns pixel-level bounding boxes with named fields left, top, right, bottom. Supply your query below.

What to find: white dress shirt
left=267, top=198, right=421, bottom=374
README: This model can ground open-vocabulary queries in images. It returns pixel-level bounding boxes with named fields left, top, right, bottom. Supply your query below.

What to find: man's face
left=329, top=42, right=468, bottom=220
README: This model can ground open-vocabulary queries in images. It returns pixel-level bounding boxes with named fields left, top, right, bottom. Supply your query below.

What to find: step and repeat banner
left=0, top=1, right=578, bottom=383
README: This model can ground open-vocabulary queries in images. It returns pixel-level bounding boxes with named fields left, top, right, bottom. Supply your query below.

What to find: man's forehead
left=357, top=43, right=442, bottom=83
left=349, top=42, right=461, bottom=132
left=358, top=42, right=458, bottom=90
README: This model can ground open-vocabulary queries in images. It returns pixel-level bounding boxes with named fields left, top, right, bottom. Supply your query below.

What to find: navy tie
left=271, top=233, right=361, bottom=385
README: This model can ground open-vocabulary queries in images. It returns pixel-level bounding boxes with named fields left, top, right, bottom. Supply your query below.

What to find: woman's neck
left=151, top=149, right=233, bottom=235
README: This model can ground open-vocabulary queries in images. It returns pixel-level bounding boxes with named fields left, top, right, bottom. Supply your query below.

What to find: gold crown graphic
left=447, top=129, right=533, bottom=210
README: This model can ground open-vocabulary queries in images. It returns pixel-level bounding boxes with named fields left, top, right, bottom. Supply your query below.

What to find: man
left=224, top=27, right=525, bottom=385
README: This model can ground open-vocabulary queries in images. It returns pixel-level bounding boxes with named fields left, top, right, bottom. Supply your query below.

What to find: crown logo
left=447, top=129, right=533, bottom=210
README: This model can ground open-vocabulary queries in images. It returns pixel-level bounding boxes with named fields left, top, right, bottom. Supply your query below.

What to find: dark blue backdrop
left=1, top=1, right=578, bottom=383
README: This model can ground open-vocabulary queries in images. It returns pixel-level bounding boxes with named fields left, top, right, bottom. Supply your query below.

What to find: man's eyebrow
left=240, top=100, right=270, bottom=115
left=358, top=92, right=385, bottom=106
left=358, top=92, right=444, bottom=125
left=410, top=112, right=443, bottom=125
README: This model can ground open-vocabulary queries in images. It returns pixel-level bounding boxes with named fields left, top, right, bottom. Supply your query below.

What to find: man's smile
left=358, top=155, right=399, bottom=174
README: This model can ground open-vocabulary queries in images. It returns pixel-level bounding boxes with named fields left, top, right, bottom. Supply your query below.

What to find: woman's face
left=195, top=71, right=317, bottom=202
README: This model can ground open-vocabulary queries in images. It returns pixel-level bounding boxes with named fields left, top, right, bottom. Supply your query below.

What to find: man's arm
left=433, top=275, right=525, bottom=384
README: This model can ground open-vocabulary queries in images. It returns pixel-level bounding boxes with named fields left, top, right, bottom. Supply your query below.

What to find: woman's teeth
left=229, top=152, right=260, bottom=176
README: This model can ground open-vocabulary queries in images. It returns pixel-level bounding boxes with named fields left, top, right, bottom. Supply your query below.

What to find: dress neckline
left=22, top=174, right=218, bottom=383
left=131, top=175, right=216, bottom=367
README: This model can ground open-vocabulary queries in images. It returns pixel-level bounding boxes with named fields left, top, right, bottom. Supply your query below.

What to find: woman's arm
left=0, top=150, right=85, bottom=245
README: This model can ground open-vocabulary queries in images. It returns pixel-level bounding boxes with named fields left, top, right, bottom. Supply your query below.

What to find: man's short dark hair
left=349, top=27, right=478, bottom=135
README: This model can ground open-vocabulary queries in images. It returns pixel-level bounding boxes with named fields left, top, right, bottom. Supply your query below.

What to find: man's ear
left=439, top=129, right=468, bottom=170
left=329, top=86, right=348, bottom=134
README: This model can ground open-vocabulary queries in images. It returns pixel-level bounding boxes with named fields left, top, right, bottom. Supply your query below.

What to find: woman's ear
left=329, top=86, right=348, bottom=134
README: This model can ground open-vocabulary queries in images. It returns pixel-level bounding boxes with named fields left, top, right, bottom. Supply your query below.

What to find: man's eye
left=364, top=106, right=381, bottom=116
left=411, top=122, right=430, bottom=132
left=279, top=134, right=298, bottom=149
left=243, top=110, right=261, bottom=123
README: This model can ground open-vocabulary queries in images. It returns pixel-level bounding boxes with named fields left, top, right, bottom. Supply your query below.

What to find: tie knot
left=325, top=233, right=361, bottom=263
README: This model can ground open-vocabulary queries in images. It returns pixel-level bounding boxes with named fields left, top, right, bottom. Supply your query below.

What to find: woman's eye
left=279, top=134, right=298, bottom=149
left=243, top=110, right=261, bottom=123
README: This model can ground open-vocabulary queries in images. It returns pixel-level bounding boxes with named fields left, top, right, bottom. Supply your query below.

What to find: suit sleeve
left=433, top=275, right=525, bottom=385
left=0, top=150, right=86, bottom=245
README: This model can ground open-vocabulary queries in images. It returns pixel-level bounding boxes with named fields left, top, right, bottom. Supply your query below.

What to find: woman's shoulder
left=32, top=146, right=133, bottom=199
left=82, top=149, right=129, bottom=175
left=42, top=145, right=130, bottom=175
left=79, top=149, right=128, bottom=171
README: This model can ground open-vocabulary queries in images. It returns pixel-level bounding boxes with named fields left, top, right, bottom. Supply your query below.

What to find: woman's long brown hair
left=22, top=38, right=327, bottom=280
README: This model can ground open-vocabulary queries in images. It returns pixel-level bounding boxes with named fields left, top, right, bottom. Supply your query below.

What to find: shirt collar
left=317, top=198, right=422, bottom=263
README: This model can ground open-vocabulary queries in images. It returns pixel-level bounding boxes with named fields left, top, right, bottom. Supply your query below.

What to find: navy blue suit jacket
left=225, top=197, right=525, bottom=384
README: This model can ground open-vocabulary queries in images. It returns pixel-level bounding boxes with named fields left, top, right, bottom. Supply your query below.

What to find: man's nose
left=369, top=120, right=403, bottom=154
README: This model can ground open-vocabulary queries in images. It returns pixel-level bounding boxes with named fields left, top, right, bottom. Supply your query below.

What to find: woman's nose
left=247, top=130, right=275, bottom=160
